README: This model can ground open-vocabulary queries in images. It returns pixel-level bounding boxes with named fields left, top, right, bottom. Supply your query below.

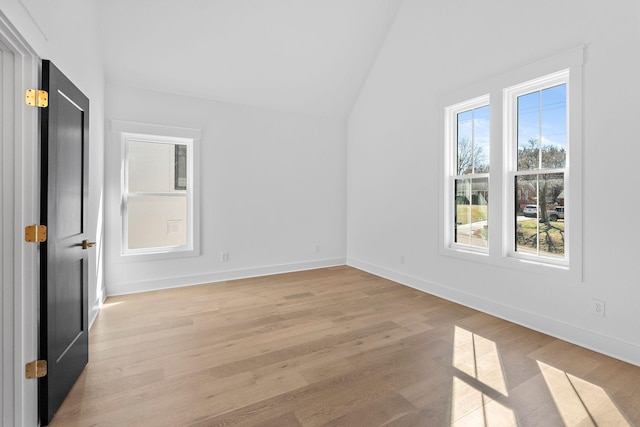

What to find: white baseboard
left=89, top=287, right=107, bottom=329
left=347, top=257, right=640, bottom=368
left=89, top=302, right=100, bottom=329
left=106, top=258, right=347, bottom=296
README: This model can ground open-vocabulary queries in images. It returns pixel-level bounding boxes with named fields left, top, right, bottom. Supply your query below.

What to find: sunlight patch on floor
left=451, top=377, right=517, bottom=426
left=453, top=326, right=509, bottom=395
left=101, top=301, right=125, bottom=309
left=538, top=361, right=631, bottom=427
left=451, top=326, right=516, bottom=426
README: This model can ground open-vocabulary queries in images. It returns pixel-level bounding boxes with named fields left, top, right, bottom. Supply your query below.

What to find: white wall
left=0, top=0, right=105, bottom=425
left=347, top=0, right=640, bottom=365
left=105, top=83, right=347, bottom=295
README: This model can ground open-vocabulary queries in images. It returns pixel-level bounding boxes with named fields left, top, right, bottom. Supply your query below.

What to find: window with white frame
left=116, top=121, right=201, bottom=259
left=505, top=70, right=569, bottom=263
left=446, top=96, right=490, bottom=251
left=440, top=47, right=583, bottom=277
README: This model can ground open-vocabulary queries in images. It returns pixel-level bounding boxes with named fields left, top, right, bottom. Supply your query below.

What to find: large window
left=446, top=96, right=490, bottom=251
left=505, top=71, right=569, bottom=263
left=441, top=48, right=583, bottom=278
left=115, top=121, right=201, bottom=259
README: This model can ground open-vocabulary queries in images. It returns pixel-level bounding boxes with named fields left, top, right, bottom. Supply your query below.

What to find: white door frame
left=1, top=10, right=39, bottom=427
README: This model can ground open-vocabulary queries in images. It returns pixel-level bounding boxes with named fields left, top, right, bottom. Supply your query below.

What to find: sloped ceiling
left=97, top=0, right=403, bottom=119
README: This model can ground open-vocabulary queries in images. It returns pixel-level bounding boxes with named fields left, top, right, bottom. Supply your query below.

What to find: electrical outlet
left=400, top=255, right=406, bottom=265
left=315, top=245, right=320, bottom=253
left=592, top=298, right=605, bottom=317
left=221, top=252, right=229, bottom=262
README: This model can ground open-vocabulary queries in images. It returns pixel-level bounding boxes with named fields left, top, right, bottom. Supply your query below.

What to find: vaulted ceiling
left=97, top=0, right=403, bottom=119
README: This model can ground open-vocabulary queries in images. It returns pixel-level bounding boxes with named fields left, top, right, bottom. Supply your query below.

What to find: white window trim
left=503, top=70, right=570, bottom=267
left=112, top=120, right=201, bottom=262
left=444, top=94, right=491, bottom=256
left=438, top=47, right=584, bottom=282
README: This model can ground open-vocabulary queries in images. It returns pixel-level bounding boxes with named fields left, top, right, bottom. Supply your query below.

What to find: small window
left=446, top=96, right=490, bottom=251
left=123, top=135, right=191, bottom=254
left=115, top=120, right=201, bottom=260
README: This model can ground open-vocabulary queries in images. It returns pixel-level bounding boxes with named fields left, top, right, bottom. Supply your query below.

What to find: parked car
left=547, top=206, right=565, bottom=221
left=523, top=205, right=538, bottom=217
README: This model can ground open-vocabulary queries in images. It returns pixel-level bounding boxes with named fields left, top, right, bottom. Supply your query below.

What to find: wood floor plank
left=49, top=266, right=640, bottom=426
left=318, top=393, right=416, bottom=426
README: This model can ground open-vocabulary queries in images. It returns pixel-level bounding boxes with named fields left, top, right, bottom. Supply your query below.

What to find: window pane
left=457, top=106, right=490, bottom=175
left=174, top=145, right=188, bottom=190
left=127, top=195, right=187, bottom=250
left=517, top=92, right=540, bottom=170
left=541, top=84, right=567, bottom=168
left=515, top=173, right=564, bottom=258
left=128, top=141, right=188, bottom=192
left=455, top=178, right=489, bottom=248
left=518, top=84, right=567, bottom=171
left=457, top=110, right=473, bottom=174
left=474, top=105, right=490, bottom=173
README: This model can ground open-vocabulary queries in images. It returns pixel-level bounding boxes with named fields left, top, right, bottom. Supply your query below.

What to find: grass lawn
left=517, top=218, right=565, bottom=255
left=456, top=205, right=488, bottom=224
left=456, top=206, right=564, bottom=256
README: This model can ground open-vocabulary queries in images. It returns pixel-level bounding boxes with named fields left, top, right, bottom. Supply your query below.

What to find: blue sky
left=457, top=105, right=490, bottom=173
left=456, top=84, right=566, bottom=174
left=517, top=84, right=567, bottom=153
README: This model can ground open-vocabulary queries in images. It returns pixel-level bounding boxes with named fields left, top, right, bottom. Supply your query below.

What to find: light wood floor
left=50, top=266, right=640, bottom=426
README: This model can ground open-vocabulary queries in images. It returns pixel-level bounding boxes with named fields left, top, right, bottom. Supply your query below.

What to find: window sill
left=118, top=246, right=199, bottom=263
left=440, top=244, right=581, bottom=283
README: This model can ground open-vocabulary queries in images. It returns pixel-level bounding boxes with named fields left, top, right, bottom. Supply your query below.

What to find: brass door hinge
left=25, top=360, right=47, bottom=379
left=25, top=89, right=48, bottom=107
left=25, top=224, right=47, bottom=243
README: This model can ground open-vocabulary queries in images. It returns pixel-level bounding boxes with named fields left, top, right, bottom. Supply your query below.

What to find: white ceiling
left=97, top=0, right=403, bottom=119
